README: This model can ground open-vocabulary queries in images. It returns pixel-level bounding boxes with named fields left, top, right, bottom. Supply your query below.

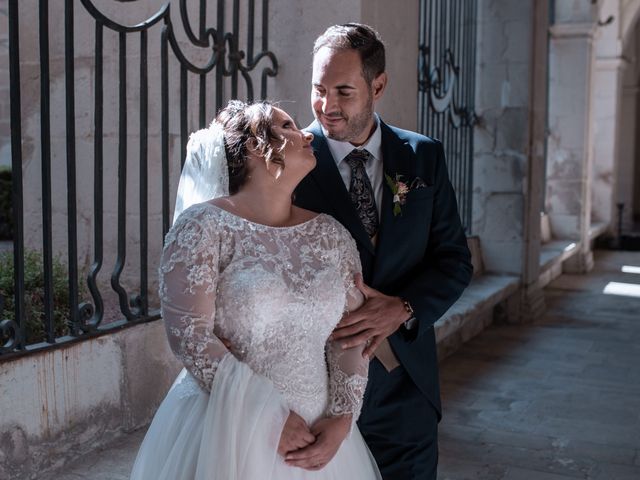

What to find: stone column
left=617, top=15, right=640, bottom=228
left=546, top=21, right=596, bottom=273
left=591, top=56, right=628, bottom=230
left=472, top=0, right=546, bottom=322
left=617, top=83, right=639, bottom=227
left=520, top=0, right=550, bottom=321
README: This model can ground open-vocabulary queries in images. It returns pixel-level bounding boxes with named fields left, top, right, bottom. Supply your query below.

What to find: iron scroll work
left=418, top=0, right=477, bottom=233
left=1, top=0, right=278, bottom=358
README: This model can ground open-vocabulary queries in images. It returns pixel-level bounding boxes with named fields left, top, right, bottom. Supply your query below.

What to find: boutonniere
left=384, top=173, right=427, bottom=216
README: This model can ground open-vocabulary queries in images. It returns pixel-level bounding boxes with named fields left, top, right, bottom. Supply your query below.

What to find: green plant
left=0, top=250, right=72, bottom=345
left=0, top=166, right=12, bottom=240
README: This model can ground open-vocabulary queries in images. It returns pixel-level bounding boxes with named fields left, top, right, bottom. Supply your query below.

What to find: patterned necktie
left=345, top=149, right=379, bottom=238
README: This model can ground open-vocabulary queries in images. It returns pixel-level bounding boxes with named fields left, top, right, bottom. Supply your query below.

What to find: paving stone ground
left=438, top=250, right=640, bottom=480
left=41, top=250, right=640, bottom=480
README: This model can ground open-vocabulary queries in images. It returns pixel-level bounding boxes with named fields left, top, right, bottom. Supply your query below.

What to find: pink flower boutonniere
left=384, top=173, right=427, bottom=216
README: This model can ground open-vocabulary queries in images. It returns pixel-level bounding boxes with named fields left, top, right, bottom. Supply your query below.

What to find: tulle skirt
left=130, top=355, right=381, bottom=479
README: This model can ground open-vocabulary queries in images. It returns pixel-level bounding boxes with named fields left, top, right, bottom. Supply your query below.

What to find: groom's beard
left=317, top=95, right=374, bottom=143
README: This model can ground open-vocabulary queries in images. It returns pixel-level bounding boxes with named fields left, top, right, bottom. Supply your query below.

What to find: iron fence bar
left=462, top=0, right=470, bottom=228
left=459, top=0, right=465, bottom=222
left=161, top=24, right=170, bottom=237
left=39, top=0, right=55, bottom=343
left=230, top=0, right=240, bottom=99
left=456, top=1, right=463, bottom=204
left=261, top=0, right=268, bottom=53
left=178, top=0, right=207, bottom=128
left=215, top=0, right=224, bottom=112
left=468, top=0, right=477, bottom=229
left=434, top=0, right=441, bottom=153
left=248, top=0, right=255, bottom=64
left=65, top=0, right=81, bottom=332
left=181, top=64, right=188, bottom=168
left=199, top=0, right=206, bottom=39
left=139, top=29, right=149, bottom=317
left=86, top=21, right=105, bottom=333
left=455, top=0, right=462, bottom=199
left=199, top=75, right=207, bottom=128
left=259, top=0, right=276, bottom=99
left=431, top=0, right=437, bottom=143
left=111, top=31, right=136, bottom=322
left=179, top=0, right=206, bottom=46
left=1, top=0, right=25, bottom=354
left=199, top=0, right=207, bottom=128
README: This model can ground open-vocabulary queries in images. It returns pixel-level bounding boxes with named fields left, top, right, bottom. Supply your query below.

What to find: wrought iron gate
left=1, top=0, right=278, bottom=358
left=418, top=0, right=477, bottom=233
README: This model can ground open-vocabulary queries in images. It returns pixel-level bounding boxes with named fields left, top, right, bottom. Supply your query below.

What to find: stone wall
left=0, top=322, right=181, bottom=480
left=472, top=0, right=535, bottom=275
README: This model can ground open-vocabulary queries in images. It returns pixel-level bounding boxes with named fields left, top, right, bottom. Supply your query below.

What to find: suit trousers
left=358, top=358, right=439, bottom=480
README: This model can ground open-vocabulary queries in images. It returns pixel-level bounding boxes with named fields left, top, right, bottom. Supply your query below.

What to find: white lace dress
left=130, top=202, right=381, bottom=480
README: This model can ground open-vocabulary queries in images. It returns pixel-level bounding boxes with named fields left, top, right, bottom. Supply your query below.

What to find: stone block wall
left=472, top=0, right=535, bottom=275
left=0, top=321, right=181, bottom=480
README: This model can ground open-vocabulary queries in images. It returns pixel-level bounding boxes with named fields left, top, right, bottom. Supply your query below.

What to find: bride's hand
left=278, top=411, right=315, bottom=457
left=284, top=415, right=352, bottom=470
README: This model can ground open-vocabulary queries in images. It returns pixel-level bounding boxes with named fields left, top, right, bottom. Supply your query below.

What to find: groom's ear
left=371, top=72, right=387, bottom=101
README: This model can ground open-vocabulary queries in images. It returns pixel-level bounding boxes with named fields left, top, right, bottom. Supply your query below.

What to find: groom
left=295, top=24, right=473, bottom=479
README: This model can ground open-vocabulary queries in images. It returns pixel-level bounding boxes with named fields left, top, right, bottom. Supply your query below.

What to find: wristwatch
left=401, top=299, right=417, bottom=330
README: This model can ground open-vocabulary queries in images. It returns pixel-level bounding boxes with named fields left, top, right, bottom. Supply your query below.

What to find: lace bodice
left=159, top=202, right=368, bottom=423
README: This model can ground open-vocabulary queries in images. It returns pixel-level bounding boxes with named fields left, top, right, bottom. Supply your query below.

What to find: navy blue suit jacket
left=295, top=119, right=473, bottom=416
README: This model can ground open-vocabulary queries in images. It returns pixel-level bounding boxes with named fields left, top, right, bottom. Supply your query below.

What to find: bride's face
left=270, top=108, right=315, bottom=179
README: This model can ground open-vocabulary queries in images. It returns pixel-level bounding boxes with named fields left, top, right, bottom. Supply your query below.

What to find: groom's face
left=311, top=47, right=376, bottom=146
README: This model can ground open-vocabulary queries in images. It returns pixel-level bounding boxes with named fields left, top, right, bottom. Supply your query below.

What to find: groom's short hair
left=313, top=23, right=386, bottom=84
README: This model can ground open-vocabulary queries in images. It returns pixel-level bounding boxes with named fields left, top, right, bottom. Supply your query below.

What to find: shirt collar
left=326, top=114, right=382, bottom=166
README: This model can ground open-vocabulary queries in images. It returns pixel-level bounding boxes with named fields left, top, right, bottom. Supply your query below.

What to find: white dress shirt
left=325, top=115, right=384, bottom=220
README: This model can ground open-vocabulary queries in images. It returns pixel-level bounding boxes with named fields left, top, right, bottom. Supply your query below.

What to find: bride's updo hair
left=216, top=100, right=286, bottom=194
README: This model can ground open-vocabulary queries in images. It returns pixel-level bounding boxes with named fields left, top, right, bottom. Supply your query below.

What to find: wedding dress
left=130, top=201, right=381, bottom=479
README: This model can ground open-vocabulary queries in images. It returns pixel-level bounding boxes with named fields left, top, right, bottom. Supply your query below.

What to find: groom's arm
left=332, top=140, right=472, bottom=353
left=391, top=140, right=473, bottom=336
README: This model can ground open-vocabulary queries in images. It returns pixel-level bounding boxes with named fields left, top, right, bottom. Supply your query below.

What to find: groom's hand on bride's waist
left=330, top=274, right=411, bottom=358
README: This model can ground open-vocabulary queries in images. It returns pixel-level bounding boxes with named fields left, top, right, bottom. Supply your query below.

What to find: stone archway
left=615, top=0, right=640, bottom=231
left=586, top=0, right=640, bottom=236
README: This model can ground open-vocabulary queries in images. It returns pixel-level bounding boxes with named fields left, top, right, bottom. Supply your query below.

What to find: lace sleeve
left=326, top=229, right=368, bottom=419
left=159, top=208, right=229, bottom=392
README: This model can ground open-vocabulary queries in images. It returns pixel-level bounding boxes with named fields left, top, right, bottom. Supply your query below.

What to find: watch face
left=404, top=317, right=418, bottom=330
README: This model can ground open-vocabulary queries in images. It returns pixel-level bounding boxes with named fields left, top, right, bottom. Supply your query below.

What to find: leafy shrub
left=0, top=166, right=11, bottom=240
left=0, top=250, right=72, bottom=345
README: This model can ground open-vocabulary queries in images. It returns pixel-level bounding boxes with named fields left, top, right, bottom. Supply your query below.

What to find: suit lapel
left=372, top=122, right=417, bottom=284
left=307, top=122, right=375, bottom=255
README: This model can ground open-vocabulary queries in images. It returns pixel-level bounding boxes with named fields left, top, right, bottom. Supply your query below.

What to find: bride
left=130, top=100, right=381, bottom=479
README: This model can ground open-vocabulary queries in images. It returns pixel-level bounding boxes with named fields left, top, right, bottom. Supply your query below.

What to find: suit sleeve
left=395, top=140, right=473, bottom=337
